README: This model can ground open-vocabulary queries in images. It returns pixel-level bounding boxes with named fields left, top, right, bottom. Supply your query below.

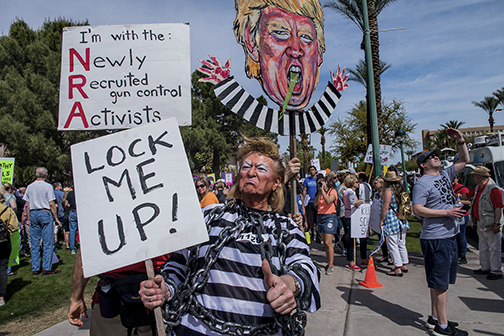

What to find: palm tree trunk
left=367, top=0, right=383, bottom=142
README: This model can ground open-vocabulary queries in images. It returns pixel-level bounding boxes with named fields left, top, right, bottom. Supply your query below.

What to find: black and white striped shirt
left=213, top=77, right=341, bottom=136
left=164, top=203, right=321, bottom=335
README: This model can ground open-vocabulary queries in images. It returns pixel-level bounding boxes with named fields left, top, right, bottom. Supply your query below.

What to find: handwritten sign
left=364, top=144, right=392, bottom=165
left=0, top=158, right=15, bottom=184
left=59, top=23, right=191, bottom=131
left=71, top=117, right=208, bottom=277
left=350, top=203, right=371, bottom=238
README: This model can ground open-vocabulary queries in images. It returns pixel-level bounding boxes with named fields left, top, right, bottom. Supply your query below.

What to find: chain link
left=163, top=199, right=309, bottom=335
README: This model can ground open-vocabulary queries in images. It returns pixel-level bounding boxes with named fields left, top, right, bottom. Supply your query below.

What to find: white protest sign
left=364, top=144, right=392, bottom=166
left=71, top=117, right=208, bottom=277
left=350, top=203, right=371, bottom=238
left=59, top=23, right=191, bottom=131
left=311, top=159, right=320, bottom=172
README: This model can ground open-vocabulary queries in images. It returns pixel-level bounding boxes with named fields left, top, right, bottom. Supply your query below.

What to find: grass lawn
left=367, top=215, right=423, bottom=254
left=1, top=248, right=98, bottom=336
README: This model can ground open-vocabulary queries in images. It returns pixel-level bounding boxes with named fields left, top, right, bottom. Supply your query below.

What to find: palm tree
left=317, top=127, right=328, bottom=167
left=300, top=134, right=309, bottom=172
left=494, top=87, right=504, bottom=109
left=348, top=58, right=391, bottom=145
left=348, top=59, right=391, bottom=88
left=472, top=96, right=500, bottom=132
left=437, top=120, right=466, bottom=149
left=324, top=0, right=398, bottom=142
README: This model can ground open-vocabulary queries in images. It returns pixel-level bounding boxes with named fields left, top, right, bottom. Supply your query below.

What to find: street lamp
left=395, top=128, right=409, bottom=192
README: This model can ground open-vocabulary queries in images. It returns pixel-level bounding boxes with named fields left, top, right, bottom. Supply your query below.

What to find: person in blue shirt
left=303, top=166, right=318, bottom=242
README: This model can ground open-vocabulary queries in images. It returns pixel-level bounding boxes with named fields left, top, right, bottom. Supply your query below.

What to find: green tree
left=317, top=126, right=328, bottom=167
left=316, top=151, right=336, bottom=170
left=0, top=18, right=98, bottom=186
left=282, top=138, right=316, bottom=169
left=472, top=96, right=500, bottom=132
left=347, top=58, right=390, bottom=144
left=428, top=120, right=466, bottom=150
left=327, top=99, right=417, bottom=165
left=494, top=87, right=504, bottom=109
left=182, top=70, right=277, bottom=176
left=324, top=0, right=398, bottom=142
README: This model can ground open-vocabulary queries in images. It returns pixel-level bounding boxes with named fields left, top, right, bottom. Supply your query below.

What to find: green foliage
left=323, top=0, right=398, bottom=32
left=282, top=137, right=316, bottom=167
left=0, top=18, right=108, bottom=186
left=348, top=59, right=391, bottom=88
left=427, top=120, right=466, bottom=150
left=472, top=96, right=500, bottom=132
left=327, top=99, right=417, bottom=165
left=316, top=151, right=336, bottom=170
left=181, top=70, right=277, bottom=175
left=494, top=87, right=504, bottom=109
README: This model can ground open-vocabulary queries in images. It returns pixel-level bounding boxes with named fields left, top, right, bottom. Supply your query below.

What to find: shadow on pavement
left=336, top=285, right=426, bottom=332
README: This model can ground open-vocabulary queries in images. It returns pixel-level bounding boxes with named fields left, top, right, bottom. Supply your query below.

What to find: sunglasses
left=196, top=184, right=205, bottom=189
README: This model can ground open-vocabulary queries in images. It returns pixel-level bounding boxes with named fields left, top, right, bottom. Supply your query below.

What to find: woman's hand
left=139, top=275, right=169, bottom=310
left=354, top=200, right=364, bottom=208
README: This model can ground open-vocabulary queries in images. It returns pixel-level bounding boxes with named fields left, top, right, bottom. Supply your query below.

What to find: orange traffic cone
left=359, top=256, right=383, bottom=288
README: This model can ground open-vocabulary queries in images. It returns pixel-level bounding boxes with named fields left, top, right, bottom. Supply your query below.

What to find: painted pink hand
left=196, top=55, right=232, bottom=85
left=331, top=65, right=349, bottom=92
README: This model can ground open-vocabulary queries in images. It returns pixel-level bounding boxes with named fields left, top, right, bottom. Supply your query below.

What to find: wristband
left=458, top=140, right=466, bottom=145
left=292, top=276, right=301, bottom=297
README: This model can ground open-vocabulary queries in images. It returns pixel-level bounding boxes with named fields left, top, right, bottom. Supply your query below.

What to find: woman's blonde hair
left=343, top=175, right=357, bottom=188
left=228, top=136, right=285, bottom=213
left=214, top=181, right=227, bottom=190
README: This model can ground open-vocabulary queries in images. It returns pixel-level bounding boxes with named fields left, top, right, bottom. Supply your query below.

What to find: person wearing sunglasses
left=412, top=128, right=469, bottom=336
left=195, top=177, right=219, bottom=209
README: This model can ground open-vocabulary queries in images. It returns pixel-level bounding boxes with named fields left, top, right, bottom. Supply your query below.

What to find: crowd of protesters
left=1, top=129, right=502, bottom=336
left=0, top=167, right=79, bottom=306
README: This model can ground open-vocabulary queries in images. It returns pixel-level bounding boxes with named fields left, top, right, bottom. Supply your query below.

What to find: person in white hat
left=460, top=166, right=503, bottom=280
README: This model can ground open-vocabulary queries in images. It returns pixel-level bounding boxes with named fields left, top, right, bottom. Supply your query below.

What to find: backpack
left=0, top=206, right=11, bottom=243
left=397, top=192, right=412, bottom=220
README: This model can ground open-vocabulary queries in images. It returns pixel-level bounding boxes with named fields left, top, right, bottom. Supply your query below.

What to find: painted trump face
left=246, top=6, right=323, bottom=110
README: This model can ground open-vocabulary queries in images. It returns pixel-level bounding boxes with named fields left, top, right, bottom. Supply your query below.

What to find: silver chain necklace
left=162, top=199, right=310, bottom=335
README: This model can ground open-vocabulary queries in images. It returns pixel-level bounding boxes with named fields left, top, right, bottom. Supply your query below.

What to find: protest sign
left=364, top=144, right=392, bottom=166
left=311, top=159, right=320, bottom=172
left=207, top=173, right=215, bottom=185
left=369, top=200, right=382, bottom=233
left=59, top=23, right=191, bottom=131
left=8, top=231, right=20, bottom=267
left=350, top=203, right=371, bottom=238
left=0, top=158, right=15, bottom=184
left=224, top=172, right=233, bottom=185
left=71, top=117, right=208, bottom=277
left=330, top=160, right=339, bottom=172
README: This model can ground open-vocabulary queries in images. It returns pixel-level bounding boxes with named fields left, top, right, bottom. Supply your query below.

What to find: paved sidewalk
left=306, top=242, right=504, bottom=336
left=36, top=242, right=504, bottom=335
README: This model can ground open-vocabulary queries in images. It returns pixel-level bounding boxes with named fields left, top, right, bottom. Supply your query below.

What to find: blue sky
left=1, top=0, right=503, bottom=165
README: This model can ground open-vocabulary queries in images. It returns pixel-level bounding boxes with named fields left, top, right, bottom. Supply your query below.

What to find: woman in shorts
left=314, top=176, right=338, bottom=275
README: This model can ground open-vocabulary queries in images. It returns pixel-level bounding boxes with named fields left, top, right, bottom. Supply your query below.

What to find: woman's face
left=373, top=180, right=383, bottom=191
left=195, top=181, right=207, bottom=195
left=239, top=152, right=280, bottom=201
